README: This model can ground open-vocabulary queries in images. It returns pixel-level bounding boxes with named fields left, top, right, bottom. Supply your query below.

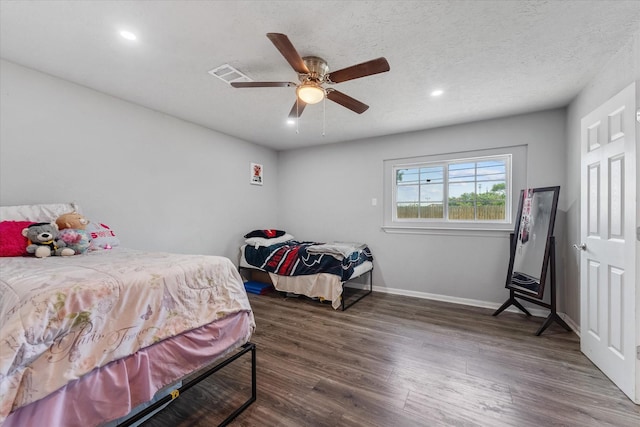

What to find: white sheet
left=305, top=242, right=367, bottom=260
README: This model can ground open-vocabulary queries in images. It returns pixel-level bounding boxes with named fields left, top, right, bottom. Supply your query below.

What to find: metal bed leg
left=119, top=342, right=256, bottom=427
left=341, top=267, right=373, bottom=311
left=218, top=342, right=257, bottom=426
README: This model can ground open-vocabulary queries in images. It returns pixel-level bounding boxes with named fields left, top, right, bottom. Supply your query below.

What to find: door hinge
left=637, top=346, right=640, bottom=360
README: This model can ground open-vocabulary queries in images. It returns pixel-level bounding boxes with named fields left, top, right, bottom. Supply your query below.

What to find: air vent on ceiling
left=208, top=64, right=253, bottom=85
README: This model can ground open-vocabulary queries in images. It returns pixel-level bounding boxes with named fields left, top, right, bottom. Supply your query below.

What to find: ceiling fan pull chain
left=296, top=100, right=300, bottom=134
left=322, top=96, right=326, bottom=137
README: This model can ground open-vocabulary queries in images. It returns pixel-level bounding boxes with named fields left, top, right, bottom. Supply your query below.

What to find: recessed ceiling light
left=287, top=119, right=295, bottom=125
left=120, top=30, right=137, bottom=41
left=431, top=89, right=444, bottom=97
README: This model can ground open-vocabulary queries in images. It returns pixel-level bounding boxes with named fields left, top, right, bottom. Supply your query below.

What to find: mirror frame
left=505, top=186, right=560, bottom=299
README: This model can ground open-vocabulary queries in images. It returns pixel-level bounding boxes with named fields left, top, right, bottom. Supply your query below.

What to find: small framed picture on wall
left=250, top=162, right=263, bottom=185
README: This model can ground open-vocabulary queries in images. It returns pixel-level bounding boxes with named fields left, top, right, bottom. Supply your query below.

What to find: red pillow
left=244, top=229, right=286, bottom=239
left=0, top=221, right=35, bottom=257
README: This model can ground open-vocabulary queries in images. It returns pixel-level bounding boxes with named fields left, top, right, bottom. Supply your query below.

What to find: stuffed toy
left=86, top=222, right=119, bottom=250
left=22, top=222, right=75, bottom=258
left=55, top=211, right=91, bottom=254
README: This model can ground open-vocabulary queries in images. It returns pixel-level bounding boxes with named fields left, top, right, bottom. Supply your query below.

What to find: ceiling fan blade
left=327, top=57, right=390, bottom=83
left=266, top=33, right=309, bottom=74
left=230, top=81, right=296, bottom=88
left=288, top=99, right=307, bottom=118
left=326, top=90, right=369, bottom=114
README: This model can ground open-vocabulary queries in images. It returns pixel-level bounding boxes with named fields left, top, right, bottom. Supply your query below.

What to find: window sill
left=381, top=225, right=512, bottom=237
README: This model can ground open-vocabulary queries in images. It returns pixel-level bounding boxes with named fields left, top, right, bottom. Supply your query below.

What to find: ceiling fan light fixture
left=119, top=30, right=137, bottom=41
left=297, top=83, right=325, bottom=104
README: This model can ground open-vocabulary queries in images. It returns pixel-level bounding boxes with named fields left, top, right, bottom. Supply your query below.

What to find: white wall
left=564, top=28, right=640, bottom=326
left=0, top=59, right=279, bottom=260
left=277, top=109, right=566, bottom=307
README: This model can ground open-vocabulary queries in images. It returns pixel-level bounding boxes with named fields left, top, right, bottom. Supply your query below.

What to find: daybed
left=0, top=203, right=255, bottom=427
left=238, top=230, right=373, bottom=310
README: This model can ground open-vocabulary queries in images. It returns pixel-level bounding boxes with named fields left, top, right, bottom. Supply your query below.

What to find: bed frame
left=119, top=342, right=256, bottom=427
left=239, top=266, right=373, bottom=311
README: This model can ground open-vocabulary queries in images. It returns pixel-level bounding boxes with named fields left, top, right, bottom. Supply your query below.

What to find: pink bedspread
left=4, top=311, right=254, bottom=427
left=0, top=248, right=255, bottom=423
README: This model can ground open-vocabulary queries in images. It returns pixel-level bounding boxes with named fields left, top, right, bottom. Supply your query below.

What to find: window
left=383, top=146, right=526, bottom=233
left=395, top=165, right=445, bottom=219
left=395, top=156, right=509, bottom=222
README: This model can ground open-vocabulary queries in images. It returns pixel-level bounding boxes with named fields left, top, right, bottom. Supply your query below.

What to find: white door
left=580, top=82, right=637, bottom=403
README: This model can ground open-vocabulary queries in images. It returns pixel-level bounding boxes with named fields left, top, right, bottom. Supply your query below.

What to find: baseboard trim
left=359, top=285, right=562, bottom=323
left=345, top=283, right=580, bottom=334
left=559, top=312, right=581, bottom=336
left=372, top=285, right=552, bottom=318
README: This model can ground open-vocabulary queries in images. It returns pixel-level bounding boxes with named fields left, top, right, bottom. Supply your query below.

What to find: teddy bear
left=22, top=222, right=75, bottom=258
left=55, top=211, right=91, bottom=254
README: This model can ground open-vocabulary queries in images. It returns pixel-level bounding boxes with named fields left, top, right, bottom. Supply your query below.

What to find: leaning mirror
left=495, top=186, right=570, bottom=335
left=507, top=186, right=560, bottom=299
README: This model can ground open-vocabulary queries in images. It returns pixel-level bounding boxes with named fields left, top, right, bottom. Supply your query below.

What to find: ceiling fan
left=231, top=33, right=390, bottom=118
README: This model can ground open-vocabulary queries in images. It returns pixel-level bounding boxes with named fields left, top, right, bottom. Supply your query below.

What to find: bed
left=238, top=230, right=373, bottom=310
left=0, top=203, right=256, bottom=427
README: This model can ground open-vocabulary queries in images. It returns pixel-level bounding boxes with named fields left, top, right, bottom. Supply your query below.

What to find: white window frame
left=382, top=145, right=527, bottom=235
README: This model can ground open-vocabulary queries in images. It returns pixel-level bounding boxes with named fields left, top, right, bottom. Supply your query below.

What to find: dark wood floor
left=144, top=290, right=640, bottom=427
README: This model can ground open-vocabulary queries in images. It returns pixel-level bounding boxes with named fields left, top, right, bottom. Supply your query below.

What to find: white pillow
left=0, top=202, right=81, bottom=222
left=245, top=233, right=294, bottom=247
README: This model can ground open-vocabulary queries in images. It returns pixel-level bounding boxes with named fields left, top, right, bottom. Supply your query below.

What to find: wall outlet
left=371, top=198, right=377, bottom=206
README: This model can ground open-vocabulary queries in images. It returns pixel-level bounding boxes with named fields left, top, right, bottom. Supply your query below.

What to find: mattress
left=0, top=248, right=255, bottom=424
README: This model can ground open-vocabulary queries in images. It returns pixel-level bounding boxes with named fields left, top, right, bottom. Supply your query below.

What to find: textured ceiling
left=1, top=1, right=639, bottom=151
